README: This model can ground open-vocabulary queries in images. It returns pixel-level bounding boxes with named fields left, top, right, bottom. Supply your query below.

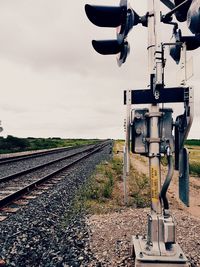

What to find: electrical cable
left=159, top=148, right=174, bottom=210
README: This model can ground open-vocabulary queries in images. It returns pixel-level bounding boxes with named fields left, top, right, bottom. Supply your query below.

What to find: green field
left=185, top=139, right=200, bottom=146
left=0, top=135, right=99, bottom=154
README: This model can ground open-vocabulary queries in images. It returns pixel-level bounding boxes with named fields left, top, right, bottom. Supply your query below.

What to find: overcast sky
left=0, top=0, right=199, bottom=139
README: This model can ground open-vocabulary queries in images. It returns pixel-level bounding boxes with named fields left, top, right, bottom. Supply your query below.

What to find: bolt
left=179, top=253, right=183, bottom=259
left=139, top=252, right=143, bottom=258
left=145, top=246, right=150, bottom=251
left=142, top=235, right=146, bottom=240
left=135, top=127, right=142, bottom=135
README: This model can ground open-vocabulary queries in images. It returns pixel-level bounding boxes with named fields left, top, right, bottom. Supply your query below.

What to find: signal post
left=131, top=0, right=189, bottom=266
left=85, top=0, right=199, bottom=266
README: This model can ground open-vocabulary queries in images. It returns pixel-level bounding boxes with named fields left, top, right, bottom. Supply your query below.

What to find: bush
left=0, top=137, right=100, bottom=154
left=103, top=172, right=114, bottom=198
left=0, top=135, right=29, bottom=152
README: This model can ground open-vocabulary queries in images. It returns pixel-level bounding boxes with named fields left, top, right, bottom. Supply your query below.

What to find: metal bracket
left=174, top=87, right=193, bottom=166
left=145, top=111, right=162, bottom=117
left=174, top=86, right=193, bottom=207
left=179, top=147, right=190, bottom=207
left=124, top=86, right=189, bottom=105
left=146, top=138, right=161, bottom=143
left=160, top=0, right=175, bottom=10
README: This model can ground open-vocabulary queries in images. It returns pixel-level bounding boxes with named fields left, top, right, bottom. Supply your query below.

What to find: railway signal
left=86, top=0, right=199, bottom=266
left=163, top=0, right=200, bottom=34
left=187, top=0, right=200, bottom=34
left=173, top=0, right=200, bottom=34
left=173, top=0, right=192, bottom=22
left=160, top=0, right=200, bottom=64
left=170, top=28, right=200, bottom=63
left=85, top=0, right=145, bottom=66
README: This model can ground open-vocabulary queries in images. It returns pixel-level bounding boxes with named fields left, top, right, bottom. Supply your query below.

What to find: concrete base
left=134, top=261, right=190, bottom=267
left=131, top=235, right=190, bottom=267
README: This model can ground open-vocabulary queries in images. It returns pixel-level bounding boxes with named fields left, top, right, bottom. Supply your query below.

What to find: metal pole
left=126, top=90, right=131, bottom=174
left=123, top=145, right=127, bottom=205
left=123, top=90, right=131, bottom=205
left=147, top=0, right=162, bottom=215
left=132, top=2, right=190, bottom=265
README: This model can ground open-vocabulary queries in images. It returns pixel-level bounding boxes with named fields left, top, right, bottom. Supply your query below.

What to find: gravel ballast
left=87, top=208, right=200, bottom=267
left=0, top=145, right=96, bottom=178
left=0, top=143, right=112, bottom=267
left=1, top=141, right=199, bottom=267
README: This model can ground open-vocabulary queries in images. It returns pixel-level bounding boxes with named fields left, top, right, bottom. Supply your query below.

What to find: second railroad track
left=0, top=141, right=110, bottom=209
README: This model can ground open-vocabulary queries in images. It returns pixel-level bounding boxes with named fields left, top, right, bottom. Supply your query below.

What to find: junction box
left=131, top=108, right=174, bottom=155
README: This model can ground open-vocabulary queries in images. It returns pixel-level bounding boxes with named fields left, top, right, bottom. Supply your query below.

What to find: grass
left=62, top=140, right=199, bottom=226
left=84, top=156, right=123, bottom=213
left=67, top=139, right=200, bottom=218
left=159, top=145, right=200, bottom=177
left=187, top=145, right=200, bottom=177
left=189, top=162, right=200, bottom=176
left=71, top=140, right=151, bottom=215
left=68, top=158, right=122, bottom=215
left=128, top=165, right=150, bottom=208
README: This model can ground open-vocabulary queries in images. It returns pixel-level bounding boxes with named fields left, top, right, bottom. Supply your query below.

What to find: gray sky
left=0, top=0, right=199, bottom=139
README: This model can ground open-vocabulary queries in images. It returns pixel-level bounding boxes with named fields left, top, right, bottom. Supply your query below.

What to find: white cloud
left=0, top=1, right=199, bottom=139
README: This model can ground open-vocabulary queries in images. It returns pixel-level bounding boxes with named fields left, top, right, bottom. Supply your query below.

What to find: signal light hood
left=92, top=40, right=123, bottom=55
left=85, top=4, right=127, bottom=28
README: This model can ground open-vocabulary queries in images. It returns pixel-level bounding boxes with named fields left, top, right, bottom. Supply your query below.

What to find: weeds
left=189, top=162, right=200, bottom=176
left=128, top=166, right=150, bottom=208
left=112, top=157, right=123, bottom=176
left=71, top=153, right=124, bottom=214
left=71, top=140, right=151, bottom=215
left=187, top=146, right=200, bottom=177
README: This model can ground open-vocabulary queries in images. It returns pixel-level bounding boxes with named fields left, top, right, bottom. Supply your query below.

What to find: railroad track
left=0, top=143, right=99, bottom=179
left=0, top=145, right=80, bottom=165
left=0, top=141, right=110, bottom=209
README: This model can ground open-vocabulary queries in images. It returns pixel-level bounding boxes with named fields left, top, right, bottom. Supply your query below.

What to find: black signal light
left=85, top=4, right=127, bottom=28
left=174, top=0, right=192, bottom=22
left=170, top=28, right=200, bottom=64
left=85, top=0, right=142, bottom=66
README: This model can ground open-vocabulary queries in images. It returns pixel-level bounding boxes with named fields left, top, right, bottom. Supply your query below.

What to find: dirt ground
left=87, top=144, right=200, bottom=266
left=131, top=153, right=200, bottom=218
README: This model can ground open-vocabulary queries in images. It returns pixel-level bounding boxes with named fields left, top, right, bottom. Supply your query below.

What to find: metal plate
left=179, top=148, right=189, bottom=207
left=132, top=235, right=189, bottom=266
left=124, top=87, right=189, bottom=105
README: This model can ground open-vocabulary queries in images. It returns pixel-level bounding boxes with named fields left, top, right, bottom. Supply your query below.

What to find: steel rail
left=0, top=142, right=108, bottom=208
left=0, top=146, right=82, bottom=165
left=0, top=145, right=97, bottom=183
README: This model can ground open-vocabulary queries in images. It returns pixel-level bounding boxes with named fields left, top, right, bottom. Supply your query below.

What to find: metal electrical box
left=131, top=108, right=174, bottom=155
left=131, top=108, right=149, bottom=154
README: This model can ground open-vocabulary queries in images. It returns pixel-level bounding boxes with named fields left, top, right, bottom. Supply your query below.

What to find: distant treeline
left=185, top=139, right=200, bottom=146
left=0, top=135, right=99, bottom=154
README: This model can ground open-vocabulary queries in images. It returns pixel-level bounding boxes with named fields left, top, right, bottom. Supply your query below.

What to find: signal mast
left=85, top=0, right=199, bottom=266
